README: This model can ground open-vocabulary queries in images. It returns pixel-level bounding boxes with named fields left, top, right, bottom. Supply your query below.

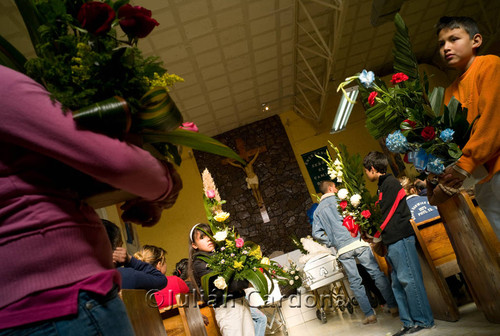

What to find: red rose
left=401, top=119, right=416, bottom=130
left=421, top=126, right=436, bottom=141
left=339, top=200, right=348, bottom=210
left=361, top=210, right=371, bottom=219
left=368, top=91, right=378, bottom=106
left=118, top=4, right=159, bottom=38
left=391, top=72, right=409, bottom=85
left=77, top=1, right=115, bottom=36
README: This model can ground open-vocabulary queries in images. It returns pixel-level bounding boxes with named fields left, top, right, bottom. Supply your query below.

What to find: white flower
left=337, top=171, right=343, bottom=177
left=283, top=267, right=288, bottom=272
left=289, top=280, right=294, bottom=285
left=261, top=257, right=270, bottom=265
left=337, top=188, right=349, bottom=200
left=213, top=230, right=228, bottom=241
left=328, top=167, right=337, bottom=179
left=294, top=276, right=299, bottom=280
left=334, top=159, right=341, bottom=166
left=214, top=276, right=227, bottom=290
left=350, top=194, right=362, bottom=207
left=290, top=270, right=295, bottom=274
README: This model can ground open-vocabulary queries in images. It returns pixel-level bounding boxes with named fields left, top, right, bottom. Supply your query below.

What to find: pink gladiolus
left=179, top=122, right=199, bottom=132
left=235, top=238, right=244, bottom=248
left=206, top=189, right=216, bottom=198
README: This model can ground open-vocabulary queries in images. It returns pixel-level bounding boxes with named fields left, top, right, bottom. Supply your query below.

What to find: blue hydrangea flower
left=359, top=69, right=375, bottom=88
left=386, top=130, right=409, bottom=154
left=440, top=128, right=455, bottom=142
left=426, top=155, right=445, bottom=175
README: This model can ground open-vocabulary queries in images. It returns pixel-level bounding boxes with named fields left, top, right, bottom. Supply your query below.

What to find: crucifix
left=222, top=138, right=269, bottom=222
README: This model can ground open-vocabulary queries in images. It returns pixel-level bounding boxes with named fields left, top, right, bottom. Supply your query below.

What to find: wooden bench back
left=121, top=289, right=167, bottom=336
left=176, top=293, right=208, bottom=336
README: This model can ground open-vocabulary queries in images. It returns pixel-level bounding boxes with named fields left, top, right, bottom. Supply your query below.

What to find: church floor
left=267, top=302, right=500, bottom=336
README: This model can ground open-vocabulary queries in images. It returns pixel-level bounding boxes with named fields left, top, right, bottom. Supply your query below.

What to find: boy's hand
left=361, top=232, right=374, bottom=243
left=439, top=165, right=467, bottom=190
left=113, top=247, right=131, bottom=266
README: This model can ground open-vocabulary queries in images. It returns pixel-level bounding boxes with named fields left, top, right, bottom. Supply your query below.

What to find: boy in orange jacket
left=431, top=16, right=500, bottom=239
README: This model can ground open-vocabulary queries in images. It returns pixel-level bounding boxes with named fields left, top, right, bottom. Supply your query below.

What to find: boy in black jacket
left=363, top=152, right=434, bottom=336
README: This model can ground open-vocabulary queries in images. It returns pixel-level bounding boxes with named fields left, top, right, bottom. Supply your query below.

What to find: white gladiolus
left=334, top=159, right=341, bottom=166
left=337, top=188, right=349, bottom=200
left=337, top=171, right=343, bottom=177
left=214, top=276, right=227, bottom=290
left=350, top=194, right=362, bottom=207
left=328, top=167, right=337, bottom=179
left=213, top=230, right=228, bottom=241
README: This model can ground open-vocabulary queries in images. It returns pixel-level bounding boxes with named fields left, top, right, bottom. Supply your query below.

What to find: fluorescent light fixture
left=331, top=85, right=359, bottom=134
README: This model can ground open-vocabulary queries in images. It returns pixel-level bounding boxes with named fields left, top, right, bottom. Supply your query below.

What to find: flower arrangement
left=2, top=1, right=244, bottom=172
left=318, top=142, right=381, bottom=237
left=337, top=13, right=475, bottom=176
left=197, top=169, right=301, bottom=300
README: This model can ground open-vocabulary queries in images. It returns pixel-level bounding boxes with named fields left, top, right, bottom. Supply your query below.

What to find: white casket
left=303, top=253, right=343, bottom=290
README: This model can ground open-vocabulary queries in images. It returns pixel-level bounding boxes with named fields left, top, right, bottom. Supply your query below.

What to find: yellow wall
left=280, top=90, right=383, bottom=197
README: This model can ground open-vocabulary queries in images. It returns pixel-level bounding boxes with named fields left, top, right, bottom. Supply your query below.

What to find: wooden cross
left=221, top=138, right=267, bottom=164
left=222, top=138, right=269, bottom=222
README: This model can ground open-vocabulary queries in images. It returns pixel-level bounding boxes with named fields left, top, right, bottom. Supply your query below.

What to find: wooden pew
left=438, top=191, right=500, bottom=323
left=176, top=293, right=208, bottom=336
left=160, top=297, right=221, bottom=336
left=121, top=289, right=168, bottom=336
left=410, top=218, right=459, bottom=322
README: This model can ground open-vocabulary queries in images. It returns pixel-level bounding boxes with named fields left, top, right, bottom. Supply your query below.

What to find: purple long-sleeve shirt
left=0, top=65, right=175, bottom=328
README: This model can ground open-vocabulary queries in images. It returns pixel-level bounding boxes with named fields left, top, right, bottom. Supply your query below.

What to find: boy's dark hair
left=363, top=151, right=388, bottom=174
left=102, top=219, right=122, bottom=250
left=436, top=16, right=480, bottom=38
left=319, top=180, right=335, bottom=194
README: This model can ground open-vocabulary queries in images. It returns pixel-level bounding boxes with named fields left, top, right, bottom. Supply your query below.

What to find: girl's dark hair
left=436, top=16, right=480, bottom=38
left=173, top=258, right=189, bottom=280
left=102, top=219, right=122, bottom=250
left=363, top=151, right=388, bottom=174
left=187, top=223, right=212, bottom=297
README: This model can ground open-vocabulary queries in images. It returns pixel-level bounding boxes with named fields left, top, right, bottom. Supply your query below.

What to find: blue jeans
left=338, top=246, right=397, bottom=317
left=250, top=307, right=267, bottom=336
left=0, top=287, right=134, bottom=336
left=475, top=171, right=500, bottom=240
left=386, top=235, right=434, bottom=328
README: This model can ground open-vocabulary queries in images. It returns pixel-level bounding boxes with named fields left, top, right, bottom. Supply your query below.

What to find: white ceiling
left=2, top=0, right=500, bottom=136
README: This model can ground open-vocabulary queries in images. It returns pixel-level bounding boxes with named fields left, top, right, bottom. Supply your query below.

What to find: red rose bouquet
left=337, top=13, right=476, bottom=176
left=4, top=0, right=243, bottom=172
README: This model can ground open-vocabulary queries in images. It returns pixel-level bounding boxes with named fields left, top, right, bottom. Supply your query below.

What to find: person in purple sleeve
left=0, top=65, right=182, bottom=335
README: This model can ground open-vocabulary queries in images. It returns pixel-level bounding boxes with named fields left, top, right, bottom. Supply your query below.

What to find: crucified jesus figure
left=228, top=150, right=264, bottom=208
